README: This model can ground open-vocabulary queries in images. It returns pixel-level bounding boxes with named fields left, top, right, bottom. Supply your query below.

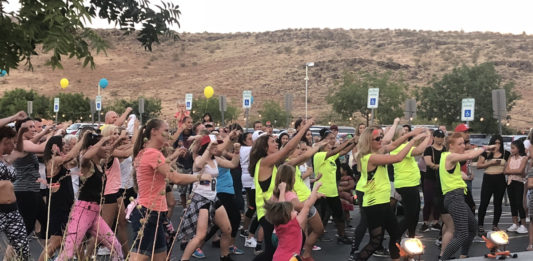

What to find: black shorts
left=437, top=194, right=447, bottom=214
left=103, top=191, right=121, bottom=204
left=200, top=200, right=223, bottom=210
left=166, top=184, right=173, bottom=193
left=316, top=196, right=345, bottom=223
left=47, top=209, right=70, bottom=237
left=131, top=206, right=167, bottom=255
left=117, top=187, right=137, bottom=208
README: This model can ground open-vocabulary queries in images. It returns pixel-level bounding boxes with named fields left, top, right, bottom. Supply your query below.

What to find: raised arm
left=382, top=128, right=425, bottom=154
left=411, top=131, right=431, bottom=156
left=382, top=117, right=400, bottom=145
left=114, top=107, right=133, bottom=127
left=217, top=143, right=241, bottom=169
left=287, top=140, right=327, bottom=166
left=262, top=119, right=314, bottom=167
left=449, top=146, right=491, bottom=166
left=369, top=133, right=426, bottom=168
left=53, top=132, right=89, bottom=166
left=297, top=183, right=323, bottom=228
left=326, top=137, right=356, bottom=159
left=156, top=162, right=211, bottom=184
left=31, top=125, right=53, bottom=144
left=194, top=142, right=215, bottom=172
left=0, top=111, right=27, bottom=127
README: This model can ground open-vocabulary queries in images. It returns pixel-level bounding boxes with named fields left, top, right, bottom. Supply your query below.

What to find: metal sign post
left=139, top=98, right=145, bottom=124
left=367, top=88, right=379, bottom=125
left=284, top=94, right=293, bottom=128
left=492, top=89, right=506, bottom=135
left=90, top=100, right=96, bottom=124
left=219, top=95, right=227, bottom=126
left=53, top=98, right=59, bottom=123
left=244, top=108, right=250, bottom=133
left=27, top=101, right=33, bottom=117
left=404, top=98, right=417, bottom=125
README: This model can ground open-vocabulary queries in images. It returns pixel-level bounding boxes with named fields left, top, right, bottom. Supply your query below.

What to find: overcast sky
left=5, top=0, right=533, bottom=34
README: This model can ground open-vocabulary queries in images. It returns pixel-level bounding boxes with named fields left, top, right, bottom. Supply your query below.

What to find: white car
left=66, top=123, right=99, bottom=135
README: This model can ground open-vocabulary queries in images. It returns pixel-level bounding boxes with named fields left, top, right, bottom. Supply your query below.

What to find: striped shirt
left=13, top=153, right=41, bottom=192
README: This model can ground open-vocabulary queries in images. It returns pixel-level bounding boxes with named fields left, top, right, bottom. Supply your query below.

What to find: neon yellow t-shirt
left=439, top=152, right=467, bottom=195
left=314, top=152, right=339, bottom=197
left=294, top=166, right=311, bottom=202
left=390, top=143, right=420, bottom=188
left=360, top=154, right=391, bottom=207
left=254, top=158, right=278, bottom=221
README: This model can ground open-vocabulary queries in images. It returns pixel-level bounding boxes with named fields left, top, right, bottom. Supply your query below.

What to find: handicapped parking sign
left=370, top=98, right=376, bottom=106
left=245, top=100, right=250, bottom=106
left=464, top=110, right=471, bottom=118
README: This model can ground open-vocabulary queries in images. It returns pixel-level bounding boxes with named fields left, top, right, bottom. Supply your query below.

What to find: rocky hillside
left=1, top=28, right=532, bottom=130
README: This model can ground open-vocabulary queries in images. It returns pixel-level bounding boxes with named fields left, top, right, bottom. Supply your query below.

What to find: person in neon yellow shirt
left=353, top=126, right=426, bottom=261
left=439, top=133, right=492, bottom=260
left=314, top=128, right=357, bottom=244
left=248, top=118, right=314, bottom=261
left=390, top=126, right=431, bottom=238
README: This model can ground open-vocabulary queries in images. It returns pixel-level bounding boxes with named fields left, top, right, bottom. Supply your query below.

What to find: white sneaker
left=97, top=247, right=111, bottom=256
left=507, top=224, right=519, bottom=232
left=517, top=225, right=528, bottom=234
left=244, top=237, right=257, bottom=248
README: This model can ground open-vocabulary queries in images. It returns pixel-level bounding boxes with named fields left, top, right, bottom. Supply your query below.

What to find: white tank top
left=193, top=159, right=218, bottom=201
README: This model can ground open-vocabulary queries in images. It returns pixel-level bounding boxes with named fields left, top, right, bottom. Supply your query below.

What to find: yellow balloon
left=60, top=78, right=69, bottom=89
left=204, top=86, right=214, bottom=99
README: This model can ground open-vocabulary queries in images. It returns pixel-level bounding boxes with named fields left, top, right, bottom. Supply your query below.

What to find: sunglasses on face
left=373, top=136, right=384, bottom=142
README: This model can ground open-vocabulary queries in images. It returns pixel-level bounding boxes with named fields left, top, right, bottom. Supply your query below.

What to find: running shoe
left=97, top=247, right=110, bottom=256
left=192, top=248, right=206, bottom=259
left=507, top=224, right=519, bottom=232
left=229, top=245, right=245, bottom=255
left=517, top=225, right=528, bottom=234
left=244, top=237, right=257, bottom=248
left=240, top=229, right=250, bottom=238
left=373, top=248, right=390, bottom=257
left=253, top=249, right=264, bottom=256
left=419, top=223, right=430, bottom=232
left=312, top=245, right=322, bottom=251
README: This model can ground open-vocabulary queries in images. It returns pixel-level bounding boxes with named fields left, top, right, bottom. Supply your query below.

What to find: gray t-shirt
left=13, top=153, right=41, bottom=192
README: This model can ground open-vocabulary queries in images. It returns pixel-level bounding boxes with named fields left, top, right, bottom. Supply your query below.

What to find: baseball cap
left=265, top=121, right=272, bottom=127
left=454, top=123, right=471, bottom=133
left=252, top=130, right=267, bottom=142
left=199, top=135, right=223, bottom=147
left=433, top=129, right=445, bottom=138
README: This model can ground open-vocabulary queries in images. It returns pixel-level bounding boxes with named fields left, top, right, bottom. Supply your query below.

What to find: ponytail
left=133, top=125, right=147, bottom=159
left=133, top=119, right=164, bottom=158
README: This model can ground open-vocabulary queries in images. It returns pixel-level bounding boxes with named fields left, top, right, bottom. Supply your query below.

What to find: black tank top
left=78, top=162, right=106, bottom=203
left=47, top=165, right=75, bottom=212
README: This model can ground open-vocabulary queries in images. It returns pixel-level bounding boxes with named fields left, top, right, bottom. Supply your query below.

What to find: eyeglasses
left=373, top=136, right=384, bottom=142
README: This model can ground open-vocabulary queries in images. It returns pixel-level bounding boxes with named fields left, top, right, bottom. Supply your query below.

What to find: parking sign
left=185, top=94, right=193, bottom=111
left=461, top=98, right=475, bottom=121
left=367, top=88, right=379, bottom=109
left=95, top=96, right=102, bottom=111
left=53, top=98, right=59, bottom=112
left=243, top=90, right=252, bottom=108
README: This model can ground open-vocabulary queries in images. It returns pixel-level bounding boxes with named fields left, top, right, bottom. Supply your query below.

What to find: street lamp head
left=306, top=62, right=315, bottom=67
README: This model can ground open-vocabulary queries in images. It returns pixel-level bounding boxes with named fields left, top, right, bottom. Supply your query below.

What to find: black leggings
left=422, top=178, right=441, bottom=221
left=478, top=174, right=506, bottom=227
left=356, top=203, right=400, bottom=260
left=205, top=193, right=241, bottom=239
left=508, top=180, right=526, bottom=219
left=253, top=217, right=275, bottom=261
left=396, top=186, right=420, bottom=238
left=15, top=191, right=47, bottom=235
left=245, top=188, right=260, bottom=234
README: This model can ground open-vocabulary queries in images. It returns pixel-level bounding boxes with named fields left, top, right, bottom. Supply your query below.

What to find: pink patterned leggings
left=57, top=200, right=123, bottom=261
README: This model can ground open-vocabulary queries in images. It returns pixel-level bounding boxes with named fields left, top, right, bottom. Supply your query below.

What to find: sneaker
left=320, top=236, right=333, bottom=242
left=473, top=236, right=485, bottom=243
left=419, top=223, right=430, bottom=232
left=192, top=248, right=206, bottom=259
left=435, top=239, right=442, bottom=247
left=431, top=223, right=442, bottom=231
left=97, top=247, right=110, bottom=256
left=229, top=245, right=245, bottom=255
left=516, top=225, right=528, bottom=234
left=373, top=248, right=390, bottom=257
left=312, top=245, right=322, bottom=251
left=478, top=226, right=486, bottom=237
left=240, top=230, right=249, bottom=238
left=245, top=237, right=257, bottom=248
left=253, top=249, right=264, bottom=256
left=507, top=224, right=519, bottom=232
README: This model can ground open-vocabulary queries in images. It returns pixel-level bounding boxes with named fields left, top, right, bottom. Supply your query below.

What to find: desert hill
left=1, top=28, right=532, bottom=130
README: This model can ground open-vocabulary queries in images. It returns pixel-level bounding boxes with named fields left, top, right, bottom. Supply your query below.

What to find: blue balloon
left=0, top=70, right=6, bottom=77
left=251, top=96, right=254, bottom=104
left=99, top=78, right=108, bottom=89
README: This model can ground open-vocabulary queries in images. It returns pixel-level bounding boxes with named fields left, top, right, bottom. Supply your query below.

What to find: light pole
left=305, top=62, right=314, bottom=120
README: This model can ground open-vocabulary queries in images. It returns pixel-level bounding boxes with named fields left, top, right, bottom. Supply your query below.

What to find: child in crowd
left=265, top=164, right=323, bottom=261
left=338, top=163, right=356, bottom=225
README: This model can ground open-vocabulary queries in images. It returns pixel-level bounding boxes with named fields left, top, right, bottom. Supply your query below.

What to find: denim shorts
left=130, top=206, right=167, bottom=255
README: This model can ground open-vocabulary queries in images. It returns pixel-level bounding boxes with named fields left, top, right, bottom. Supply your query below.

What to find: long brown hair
left=272, top=164, right=295, bottom=199
left=248, top=135, right=271, bottom=176
left=133, top=119, right=164, bottom=158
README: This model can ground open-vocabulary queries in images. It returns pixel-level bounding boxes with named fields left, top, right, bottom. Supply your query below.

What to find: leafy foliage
left=258, top=100, right=290, bottom=128
left=0, top=0, right=180, bottom=71
left=326, top=72, right=407, bottom=125
left=0, top=89, right=51, bottom=119
left=416, top=63, right=520, bottom=134
left=56, top=93, right=91, bottom=121
left=190, top=97, right=239, bottom=125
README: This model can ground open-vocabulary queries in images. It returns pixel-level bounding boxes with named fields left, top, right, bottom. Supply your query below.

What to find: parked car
left=502, top=135, right=527, bottom=151
left=66, top=123, right=99, bottom=136
left=469, top=134, right=490, bottom=147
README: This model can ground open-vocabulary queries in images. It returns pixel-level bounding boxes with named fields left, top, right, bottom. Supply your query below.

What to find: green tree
left=0, top=88, right=51, bottom=118
left=55, top=93, right=91, bottom=122
left=105, top=96, right=162, bottom=124
left=258, top=100, right=290, bottom=128
left=190, top=97, right=239, bottom=125
left=326, top=72, right=407, bottom=125
left=1, top=0, right=180, bottom=71
left=416, top=63, right=520, bottom=134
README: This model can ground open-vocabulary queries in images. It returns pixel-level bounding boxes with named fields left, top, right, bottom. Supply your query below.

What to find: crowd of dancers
left=1, top=106, right=533, bottom=261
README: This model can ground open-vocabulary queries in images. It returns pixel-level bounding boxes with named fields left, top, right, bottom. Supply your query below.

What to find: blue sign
left=186, top=102, right=191, bottom=108
left=54, top=105, right=58, bottom=110
left=464, top=110, right=471, bottom=118
left=245, top=100, right=250, bottom=106
left=370, top=98, right=376, bottom=106
left=96, top=103, right=101, bottom=110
